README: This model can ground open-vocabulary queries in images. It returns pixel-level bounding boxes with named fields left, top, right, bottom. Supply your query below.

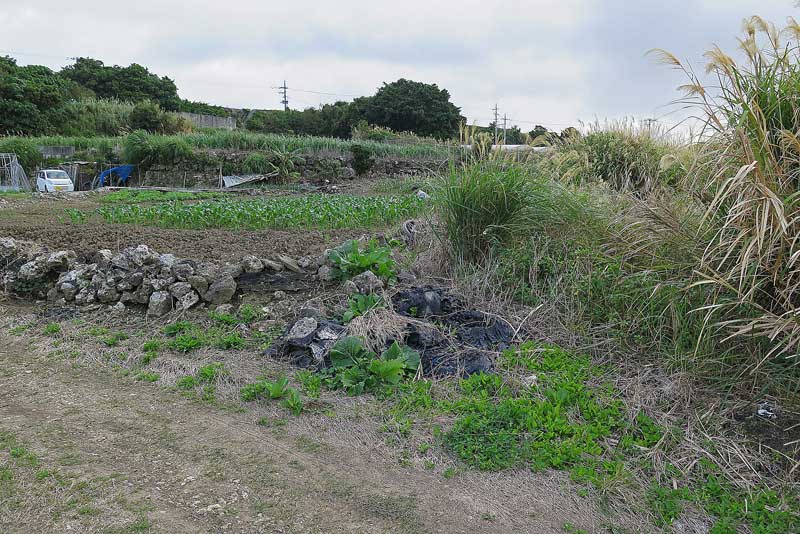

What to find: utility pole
left=279, top=80, right=289, bottom=111
left=643, top=117, right=657, bottom=134
left=493, top=104, right=499, bottom=145
left=502, top=114, right=508, bottom=145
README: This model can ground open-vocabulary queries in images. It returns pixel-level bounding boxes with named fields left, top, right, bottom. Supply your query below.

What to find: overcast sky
left=1, top=1, right=797, bottom=131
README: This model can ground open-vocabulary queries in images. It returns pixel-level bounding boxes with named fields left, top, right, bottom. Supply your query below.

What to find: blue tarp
left=98, top=165, right=135, bottom=187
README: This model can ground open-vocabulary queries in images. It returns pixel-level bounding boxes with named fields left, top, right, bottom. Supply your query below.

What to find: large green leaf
left=369, top=358, right=405, bottom=385
left=341, top=366, right=368, bottom=395
left=267, top=375, right=289, bottom=399
left=381, top=341, right=421, bottom=371
left=330, top=336, right=365, bottom=369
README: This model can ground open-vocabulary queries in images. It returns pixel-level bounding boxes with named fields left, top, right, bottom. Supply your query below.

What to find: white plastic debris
left=757, top=401, right=776, bottom=419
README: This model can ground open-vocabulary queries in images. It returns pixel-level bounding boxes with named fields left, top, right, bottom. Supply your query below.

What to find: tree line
left=0, top=56, right=229, bottom=136
left=1, top=56, right=565, bottom=142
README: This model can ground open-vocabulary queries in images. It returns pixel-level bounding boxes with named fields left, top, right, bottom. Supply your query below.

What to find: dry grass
left=347, top=302, right=410, bottom=353
left=652, top=16, right=800, bottom=370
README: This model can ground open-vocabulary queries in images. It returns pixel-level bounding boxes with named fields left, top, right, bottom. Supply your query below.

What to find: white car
left=36, top=169, right=75, bottom=192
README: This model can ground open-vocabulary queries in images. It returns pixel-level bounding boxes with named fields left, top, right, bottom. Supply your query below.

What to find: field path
left=0, top=334, right=592, bottom=534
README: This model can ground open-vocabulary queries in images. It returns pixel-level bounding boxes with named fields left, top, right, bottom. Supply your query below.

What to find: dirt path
left=0, top=333, right=597, bottom=534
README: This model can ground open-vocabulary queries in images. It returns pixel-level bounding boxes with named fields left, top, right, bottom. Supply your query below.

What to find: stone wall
left=128, top=150, right=450, bottom=189
left=0, top=237, right=324, bottom=317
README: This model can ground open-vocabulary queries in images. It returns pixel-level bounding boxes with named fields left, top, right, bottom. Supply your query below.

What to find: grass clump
left=142, top=339, right=160, bottom=353
left=134, top=371, right=160, bottom=382
left=121, top=130, right=193, bottom=167
left=176, top=375, right=197, bottom=390
left=646, top=464, right=798, bottom=533
left=549, top=120, right=679, bottom=192
left=295, top=370, right=322, bottom=399
left=10, top=447, right=40, bottom=468
left=101, top=332, right=129, bottom=347
left=18, top=129, right=452, bottom=160
left=435, top=163, right=532, bottom=262
left=196, top=362, right=227, bottom=383
left=208, top=304, right=260, bottom=326
left=435, top=162, right=589, bottom=262
left=162, top=320, right=248, bottom=352
left=168, top=333, right=203, bottom=352
left=174, top=363, right=227, bottom=397
left=240, top=375, right=304, bottom=415
left=163, top=321, right=193, bottom=336
left=43, top=323, right=61, bottom=336
left=215, top=332, right=245, bottom=350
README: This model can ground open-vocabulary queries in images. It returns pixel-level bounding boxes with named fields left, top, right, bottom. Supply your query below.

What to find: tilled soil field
left=1, top=222, right=364, bottom=263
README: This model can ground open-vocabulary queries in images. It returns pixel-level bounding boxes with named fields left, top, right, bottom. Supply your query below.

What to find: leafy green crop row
left=97, top=189, right=225, bottom=204
left=91, top=194, right=424, bottom=230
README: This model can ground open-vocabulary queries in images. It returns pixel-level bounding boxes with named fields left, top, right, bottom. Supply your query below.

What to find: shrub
left=122, top=130, right=193, bottom=167
left=129, top=102, right=163, bottom=132
left=350, top=144, right=374, bottom=175
left=241, top=152, right=272, bottom=174
left=0, top=138, right=41, bottom=173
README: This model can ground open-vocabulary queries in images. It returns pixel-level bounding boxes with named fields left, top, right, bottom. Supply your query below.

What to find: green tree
left=504, top=125, right=525, bottom=145
left=360, top=79, right=463, bottom=139
left=60, top=58, right=180, bottom=110
left=0, top=56, right=79, bottom=134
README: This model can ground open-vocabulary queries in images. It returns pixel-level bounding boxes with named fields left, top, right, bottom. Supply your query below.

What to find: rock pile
left=0, top=237, right=316, bottom=317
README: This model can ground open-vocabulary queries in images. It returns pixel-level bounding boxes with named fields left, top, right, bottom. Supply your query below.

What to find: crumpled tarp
left=222, top=173, right=277, bottom=188
left=98, top=165, right=135, bottom=187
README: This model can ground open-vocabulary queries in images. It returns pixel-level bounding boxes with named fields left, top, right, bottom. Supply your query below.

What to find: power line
left=0, top=49, right=75, bottom=61
left=289, top=87, right=361, bottom=98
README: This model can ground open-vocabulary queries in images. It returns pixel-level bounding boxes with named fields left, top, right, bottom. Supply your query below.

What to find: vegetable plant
left=342, top=294, right=384, bottom=322
left=328, top=240, right=397, bottom=280
left=325, top=337, right=420, bottom=396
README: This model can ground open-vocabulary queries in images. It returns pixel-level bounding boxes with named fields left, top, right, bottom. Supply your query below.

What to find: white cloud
left=2, top=0, right=797, bottom=131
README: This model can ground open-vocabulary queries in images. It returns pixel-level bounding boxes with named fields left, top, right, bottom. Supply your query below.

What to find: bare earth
left=0, top=194, right=364, bottom=263
left=0, top=191, right=648, bottom=533
left=0, top=318, right=633, bottom=534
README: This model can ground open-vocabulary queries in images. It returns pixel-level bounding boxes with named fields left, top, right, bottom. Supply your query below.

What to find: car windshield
left=46, top=171, right=70, bottom=180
